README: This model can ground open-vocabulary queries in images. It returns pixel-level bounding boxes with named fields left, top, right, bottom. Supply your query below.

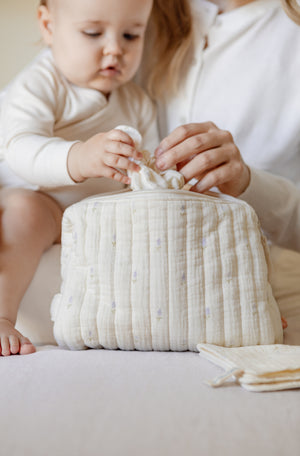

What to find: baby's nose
left=103, top=37, right=122, bottom=56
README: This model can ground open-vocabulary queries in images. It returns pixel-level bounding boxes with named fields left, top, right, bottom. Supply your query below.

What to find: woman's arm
left=239, top=167, right=300, bottom=252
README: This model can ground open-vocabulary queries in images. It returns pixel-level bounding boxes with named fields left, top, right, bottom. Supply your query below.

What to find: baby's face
left=39, top=0, right=153, bottom=94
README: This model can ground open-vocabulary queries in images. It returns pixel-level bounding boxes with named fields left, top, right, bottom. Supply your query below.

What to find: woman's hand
left=67, top=129, right=143, bottom=185
left=155, top=122, right=250, bottom=197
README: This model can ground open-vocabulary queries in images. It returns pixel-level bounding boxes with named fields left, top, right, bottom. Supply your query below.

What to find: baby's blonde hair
left=281, top=0, right=300, bottom=25
left=38, top=0, right=193, bottom=99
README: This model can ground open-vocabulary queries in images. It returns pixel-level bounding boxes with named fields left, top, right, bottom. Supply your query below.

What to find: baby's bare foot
left=0, top=318, right=36, bottom=356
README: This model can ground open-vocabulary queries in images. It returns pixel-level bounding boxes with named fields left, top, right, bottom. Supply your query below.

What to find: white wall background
left=0, top=0, right=41, bottom=89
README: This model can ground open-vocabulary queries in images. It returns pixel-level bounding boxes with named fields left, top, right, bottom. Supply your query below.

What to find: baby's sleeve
left=1, top=59, right=77, bottom=188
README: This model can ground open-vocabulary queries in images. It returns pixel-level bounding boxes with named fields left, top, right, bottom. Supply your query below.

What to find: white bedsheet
left=0, top=347, right=299, bottom=456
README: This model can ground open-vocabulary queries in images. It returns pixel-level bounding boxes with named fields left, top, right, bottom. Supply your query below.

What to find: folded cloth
left=197, top=343, right=300, bottom=392
left=115, top=125, right=185, bottom=190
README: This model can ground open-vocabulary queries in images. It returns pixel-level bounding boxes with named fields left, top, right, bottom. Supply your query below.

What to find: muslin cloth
left=115, top=125, right=185, bottom=190
left=197, top=343, right=300, bottom=392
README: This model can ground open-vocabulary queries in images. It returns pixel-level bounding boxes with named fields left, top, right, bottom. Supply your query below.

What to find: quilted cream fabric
left=51, top=189, right=283, bottom=351
left=197, top=343, right=300, bottom=391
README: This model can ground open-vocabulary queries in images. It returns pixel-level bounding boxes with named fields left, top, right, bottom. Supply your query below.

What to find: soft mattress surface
left=51, top=190, right=283, bottom=351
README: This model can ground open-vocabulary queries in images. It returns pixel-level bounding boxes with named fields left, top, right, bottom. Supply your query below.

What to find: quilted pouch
left=51, top=189, right=283, bottom=351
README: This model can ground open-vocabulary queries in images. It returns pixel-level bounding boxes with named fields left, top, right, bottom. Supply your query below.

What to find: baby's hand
left=67, top=129, right=143, bottom=184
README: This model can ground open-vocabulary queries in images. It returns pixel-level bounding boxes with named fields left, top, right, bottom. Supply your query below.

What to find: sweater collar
left=194, top=0, right=281, bottom=32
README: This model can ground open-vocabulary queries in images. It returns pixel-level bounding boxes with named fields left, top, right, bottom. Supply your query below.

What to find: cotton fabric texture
left=51, top=190, right=283, bottom=351
left=198, top=343, right=300, bottom=392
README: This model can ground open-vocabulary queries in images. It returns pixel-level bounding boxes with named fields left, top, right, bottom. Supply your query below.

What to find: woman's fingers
left=178, top=146, right=228, bottom=182
left=156, top=122, right=217, bottom=157
left=155, top=121, right=250, bottom=196
left=156, top=128, right=232, bottom=171
left=190, top=160, right=250, bottom=197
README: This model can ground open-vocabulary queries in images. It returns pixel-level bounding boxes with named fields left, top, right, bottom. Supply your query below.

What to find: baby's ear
left=37, top=5, right=53, bottom=45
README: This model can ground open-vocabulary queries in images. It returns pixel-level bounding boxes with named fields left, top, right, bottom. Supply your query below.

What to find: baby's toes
left=9, top=335, right=20, bottom=355
left=1, top=336, right=11, bottom=356
left=19, top=337, right=36, bottom=355
left=281, top=316, right=288, bottom=329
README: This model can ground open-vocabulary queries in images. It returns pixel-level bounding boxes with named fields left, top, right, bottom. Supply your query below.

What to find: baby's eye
left=82, top=31, right=102, bottom=38
left=123, top=33, right=139, bottom=41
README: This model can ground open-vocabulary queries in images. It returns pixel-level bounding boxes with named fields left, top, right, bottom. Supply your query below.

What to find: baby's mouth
left=100, top=66, right=121, bottom=76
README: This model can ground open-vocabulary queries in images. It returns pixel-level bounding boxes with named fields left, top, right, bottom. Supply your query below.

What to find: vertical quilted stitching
left=214, top=205, right=225, bottom=347
left=146, top=200, right=153, bottom=350
left=52, top=191, right=283, bottom=351
left=52, top=210, right=73, bottom=347
left=186, top=201, right=204, bottom=351
left=245, top=208, right=282, bottom=344
left=130, top=201, right=134, bottom=348
left=96, top=203, right=118, bottom=349
left=236, top=206, right=260, bottom=346
left=63, top=205, right=88, bottom=349
left=198, top=201, right=206, bottom=345
left=243, top=207, right=262, bottom=345
left=214, top=204, right=225, bottom=346
left=167, top=201, right=171, bottom=350
left=202, top=202, right=223, bottom=345
left=114, top=202, right=134, bottom=350
left=148, top=198, right=170, bottom=351
left=165, top=201, right=170, bottom=350
left=111, top=203, right=118, bottom=348
left=184, top=202, right=189, bottom=351
left=130, top=200, right=152, bottom=350
left=167, top=201, right=188, bottom=351
left=80, top=203, right=103, bottom=349
left=225, top=206, right=243, bottom=346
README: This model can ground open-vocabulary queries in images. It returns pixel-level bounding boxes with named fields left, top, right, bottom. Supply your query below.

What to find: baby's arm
left=1, top=65, right=78, bottom=188
left=1, top=57, right=141, bottom=188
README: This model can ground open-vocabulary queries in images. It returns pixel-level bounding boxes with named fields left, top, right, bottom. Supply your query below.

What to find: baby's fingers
left=101, top=166, right=131, bottom=185
left=105, top=153, right=140, bottom=173
left=106, top=132, right=142, bottom=161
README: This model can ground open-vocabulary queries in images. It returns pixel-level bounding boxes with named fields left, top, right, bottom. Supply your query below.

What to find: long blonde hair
left=143, top=0, right=193, bottom=99
left=281, top=0, right=300, bottom=25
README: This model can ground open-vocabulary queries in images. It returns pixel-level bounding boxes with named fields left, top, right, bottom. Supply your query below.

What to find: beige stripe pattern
left=51, top=190, right=283, bottom=351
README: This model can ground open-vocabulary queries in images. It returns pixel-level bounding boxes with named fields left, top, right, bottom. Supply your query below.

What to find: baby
left=0, top=0, right=193, bottom=355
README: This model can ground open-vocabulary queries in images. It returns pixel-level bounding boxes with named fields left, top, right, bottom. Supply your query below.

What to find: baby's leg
left=0, top=188, right=62, bottom=356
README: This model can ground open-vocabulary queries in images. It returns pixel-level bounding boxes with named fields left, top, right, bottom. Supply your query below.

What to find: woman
left=147, top=0, right=300, bottom=252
